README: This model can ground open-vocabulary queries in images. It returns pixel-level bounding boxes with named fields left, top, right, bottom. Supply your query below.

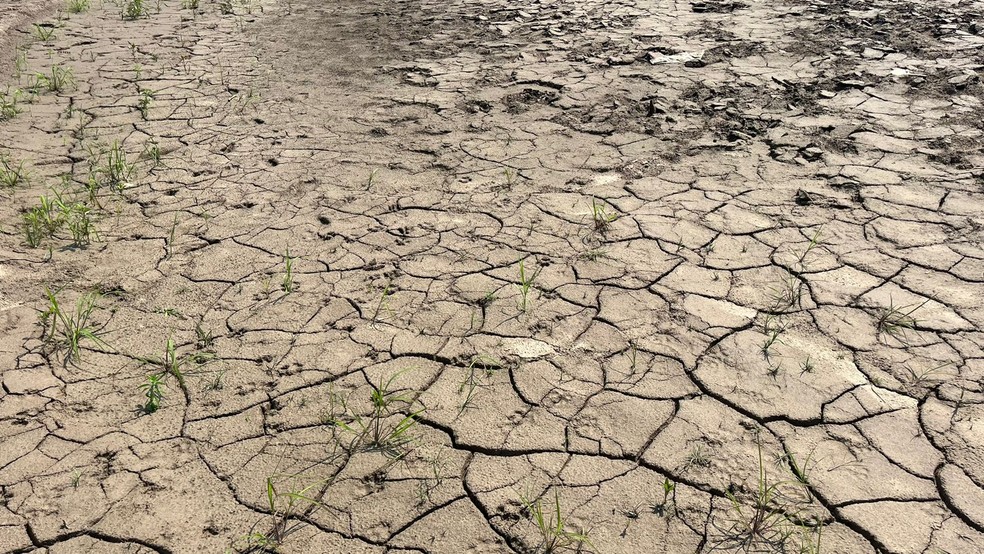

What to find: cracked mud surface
left=1, top=0, right=984, bottom=552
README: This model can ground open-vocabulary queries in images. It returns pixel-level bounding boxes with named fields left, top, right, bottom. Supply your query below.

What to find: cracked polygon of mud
left=1, top=0, right=983, bottom=552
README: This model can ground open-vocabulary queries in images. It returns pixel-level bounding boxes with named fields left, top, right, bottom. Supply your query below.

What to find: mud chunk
left=837, top=79, right=867, bottom=89
left=947, top=72, right=977, bottom=87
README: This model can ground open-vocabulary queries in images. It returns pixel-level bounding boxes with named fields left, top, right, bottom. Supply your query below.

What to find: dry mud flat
left=1, top=0, right=983, bottom=552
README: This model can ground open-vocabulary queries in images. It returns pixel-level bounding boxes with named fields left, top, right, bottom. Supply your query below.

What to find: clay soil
left=1, top=0, right=984, bottom=552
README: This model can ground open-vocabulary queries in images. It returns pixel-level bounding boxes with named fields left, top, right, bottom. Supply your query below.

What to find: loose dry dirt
left=1, top=0, right=983, bottom=553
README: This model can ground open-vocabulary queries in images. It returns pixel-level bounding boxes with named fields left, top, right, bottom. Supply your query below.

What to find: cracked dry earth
left=1, top=0, right=984, bottom=552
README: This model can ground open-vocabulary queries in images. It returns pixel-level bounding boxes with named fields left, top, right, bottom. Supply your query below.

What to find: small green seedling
left=415, top=452, right=448, bottom=507
left=786, top=451, right=813, bottom=490
left=33, top=65, right=76, bottom=93
left=767, top=362, right=783, bottom=379
left=58, top=199, right=97, bottom=247
left=137, top=88, right=155, bottom=119
left=0, top=88, right=23, bottom=120
left=159, top=337, right=188, bottom=389
left=121, top=0, right=149, bottom=19
left=66, top=0, right=92, bottom=13
left=796, top=227, right=823, bottom=267
left=504, top=167, right=517, bottom=187
left=40, top=287, right=107, bottom=361
left=715, top=441, right=819, bottom=553
left=142, top=141, right=162, bottom=168
left=875, top=297, right=929, bottom=342
left=257, top=474, right=324, bottom=548
left=153, top=307, right=184, bottom=318
left=281, top=248, right=295, bottom=293
left=82, top=174, right=102, bottom=206
left=231, top=87, right=259, bottom=112
left=363, top=372, right=421, bottom=455
left=140, top=373, right=166, bottom=413
left=371, top=279, right=394, bottom=323
left=137, top=338, right=197, bottom=410
left=14, top=50, right=28, bottom=78
left=91, top=140, right=135, bottom=192
left=799, top=356, right=815, bottom=374
left=760, top=313, right=785, bottom=359
left=579, top=247, right=609, bottom=262
left=478, top=290, right=497, bottom=307
left=32, top=24, right=56, bottom=42
left=163, top=214, right=179, bottom=259
left=904, top=362, right=951, bottom=390
left=798, top=523, right=823, bottom=554
left=723, top=444, right=791, bottom=549
left=591, top=197, right=618, bottom=232
left=195, top=322, right=215, bottom=350
left=330, top=370, right=422, bottom=458
left=0, top=153, right=28, bottom=187
left=202, top=370, right=225, bottom=392
left=774, top=448, right=818, bottom=504
left=237, top=0, right=260, bottom=15
left=457, top=354, right=501, bottom=414
left=768, top=227, right=824, bottom=313
left=651, top=477, right=676, bottom=517
left=768, top=270, right=803, bottom=313
left=685, top=444, right=711, bottom=470
left=23, top=195, right=63, bottom=248
left=517, top=258, right=542, bottom=312
left=520, top=490, right=595, bottom=553
left=106, top=140, right=135, bottom=190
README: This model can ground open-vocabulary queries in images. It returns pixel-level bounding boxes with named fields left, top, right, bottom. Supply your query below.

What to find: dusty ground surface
left=0, top=0, right=60, bottom=75
left=1, top=0, right=984, bottom=552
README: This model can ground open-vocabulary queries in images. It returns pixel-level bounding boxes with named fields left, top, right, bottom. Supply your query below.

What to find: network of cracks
left=1, top=0, right=983, bottom=552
